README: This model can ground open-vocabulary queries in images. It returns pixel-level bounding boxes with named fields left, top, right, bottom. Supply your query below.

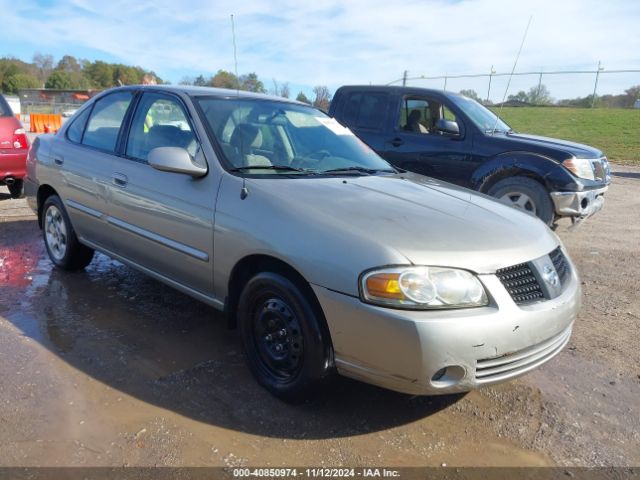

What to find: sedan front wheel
left=238, top=271, right=333, bottom=402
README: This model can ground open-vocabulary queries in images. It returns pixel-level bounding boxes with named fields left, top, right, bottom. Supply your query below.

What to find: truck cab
left=329, top=85, right=611, bottom=226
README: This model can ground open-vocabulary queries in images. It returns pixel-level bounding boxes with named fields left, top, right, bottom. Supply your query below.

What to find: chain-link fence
left=17, top=88, right=101, bottom=115
left=388, top=66, right=640, bottom=107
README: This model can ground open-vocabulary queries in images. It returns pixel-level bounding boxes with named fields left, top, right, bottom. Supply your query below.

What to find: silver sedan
left=25, top=85, right=580, bottom=401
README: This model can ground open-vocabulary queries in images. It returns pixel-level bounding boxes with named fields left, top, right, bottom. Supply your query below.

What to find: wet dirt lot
left=0, top=165, right=638, bottom=468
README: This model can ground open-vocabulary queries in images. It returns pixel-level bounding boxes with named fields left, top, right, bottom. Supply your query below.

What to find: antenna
left=492, top=15, right=532, bottom=134
left=230, top=14, right=240, bottom=94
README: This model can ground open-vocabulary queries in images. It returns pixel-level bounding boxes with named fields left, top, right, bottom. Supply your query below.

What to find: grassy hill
left=494, top=107, right=640, bottom=165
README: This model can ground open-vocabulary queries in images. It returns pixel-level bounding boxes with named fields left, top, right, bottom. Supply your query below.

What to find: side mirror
left=435, top=118, right=460, bottom=135
left=148, top=147, right=207, bottom=177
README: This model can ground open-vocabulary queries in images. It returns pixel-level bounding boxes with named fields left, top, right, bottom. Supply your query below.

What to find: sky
left=1, top=0, right=639, bottom=101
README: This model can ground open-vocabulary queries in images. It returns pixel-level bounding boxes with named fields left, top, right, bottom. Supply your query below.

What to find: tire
left=42, top=195, right=95, bottom=270
left=8, top=179, right=23, bottom=198
left=237, top=272, right=333, bottom=402
left=487, top=176, right=555, bottom=225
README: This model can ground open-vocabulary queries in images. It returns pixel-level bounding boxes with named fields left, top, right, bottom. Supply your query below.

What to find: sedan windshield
left=196, top=97, right=395, bottom=175
left=450, top=95, right=512, bottom=133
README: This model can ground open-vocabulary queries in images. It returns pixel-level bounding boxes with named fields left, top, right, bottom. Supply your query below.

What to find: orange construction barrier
left=29, top=113, right=62, bottom=134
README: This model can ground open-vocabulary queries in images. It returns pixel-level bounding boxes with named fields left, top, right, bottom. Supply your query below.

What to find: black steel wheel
left=238, top=272, right=333, bottom=402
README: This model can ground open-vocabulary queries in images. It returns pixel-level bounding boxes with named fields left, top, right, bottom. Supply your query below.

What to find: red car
left=0, top=95, right=29, bottom=198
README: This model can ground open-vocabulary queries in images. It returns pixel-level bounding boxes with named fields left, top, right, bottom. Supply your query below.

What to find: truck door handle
left=53, top=157, right=64, bottom=166
left=390, top=138, right=404, bottom=147
left=112, top=173, right=128, bottom=187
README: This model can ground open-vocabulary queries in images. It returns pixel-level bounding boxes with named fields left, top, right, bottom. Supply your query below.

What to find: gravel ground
left=0, top=164, right=638, bottom=467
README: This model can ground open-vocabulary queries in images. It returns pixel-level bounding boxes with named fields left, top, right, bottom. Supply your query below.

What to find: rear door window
left=82, top=91, right=133, bottom=153
left=341, top=92, right=389, bottom=131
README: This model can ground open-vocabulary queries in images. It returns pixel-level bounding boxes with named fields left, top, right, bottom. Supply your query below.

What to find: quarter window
left=126, top=93, right=198, bottom=161
left=66, top=107, right=91, bottom=144
left=82, top=92, right=133, bottom=152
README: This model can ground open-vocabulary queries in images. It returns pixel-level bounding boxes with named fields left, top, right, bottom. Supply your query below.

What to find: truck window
left=399, top=97, right=461, bottom=136
left=400, top=98, right=430, bottom=134
left=341, top=92, right=388, bottom=131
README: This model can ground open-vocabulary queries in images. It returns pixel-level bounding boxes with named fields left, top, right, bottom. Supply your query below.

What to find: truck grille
left=475, top=325, right=572, bottom=383
left=592, top=157, right=608, bottom=182
left=496, top=247, right=571, bottom=305
left=495, top=262, right=544, bottom=304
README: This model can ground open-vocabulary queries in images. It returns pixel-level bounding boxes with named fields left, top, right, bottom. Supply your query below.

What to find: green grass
left=494, top=107, right=640, bottom=165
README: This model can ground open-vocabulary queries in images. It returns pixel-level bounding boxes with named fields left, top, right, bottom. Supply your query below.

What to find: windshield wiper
left=229, top=165, right=315, bottom=174
left=321, top=166, right=396, bottom=175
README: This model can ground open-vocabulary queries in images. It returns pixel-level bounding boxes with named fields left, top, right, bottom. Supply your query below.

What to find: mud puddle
left=0, top=217, right=553, bottom=466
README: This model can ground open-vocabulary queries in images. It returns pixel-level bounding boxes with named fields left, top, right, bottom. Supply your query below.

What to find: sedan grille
left=496, top=247, right=571, bottom=305
left=495, top=262, right=544, bottom=304
left=475, top=325, right=572, bottom=383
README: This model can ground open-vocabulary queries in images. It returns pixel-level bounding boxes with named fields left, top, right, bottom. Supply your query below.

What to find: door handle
left=112, top=173, right=128, bottom=187
left=53, top=157, right=64, bottom=166
left=390, top=138, right=404, bottom=147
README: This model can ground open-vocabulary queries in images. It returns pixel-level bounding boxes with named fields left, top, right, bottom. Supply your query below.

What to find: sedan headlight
left=360, top=266, right=488, bottom=309
left=562, top=158, right=595, bottom=180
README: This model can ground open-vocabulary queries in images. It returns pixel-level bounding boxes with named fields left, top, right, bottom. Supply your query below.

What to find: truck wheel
left=42, top=195, right=95, bottom=270
left=488, top=177, right=554, bottom=225
left=238, top=271, right=333, bottom=402
left=8, top=179, right=23, bottom=198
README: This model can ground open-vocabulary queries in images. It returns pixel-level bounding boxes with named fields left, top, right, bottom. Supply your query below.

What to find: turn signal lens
left=365, top=273, right=403, bottom=300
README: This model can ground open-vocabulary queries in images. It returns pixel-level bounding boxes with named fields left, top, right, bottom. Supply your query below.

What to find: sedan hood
left=252, top=172, right=558, bottom=274
left=492, top=132, right=603, bottom=159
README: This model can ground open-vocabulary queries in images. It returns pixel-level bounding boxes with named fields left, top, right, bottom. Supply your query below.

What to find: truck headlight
left=563, top=158, right=595, bottom=180
left=360, top=266, right=488, bottom=309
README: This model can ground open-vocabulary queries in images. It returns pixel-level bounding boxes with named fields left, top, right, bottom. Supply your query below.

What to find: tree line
left=0, top=53, right=164, bottom=93
left=0, top=53, right=334, bottom=111
left=178, top=71, right=332, bottom=110
left=460, top=84, right=640, bottom=108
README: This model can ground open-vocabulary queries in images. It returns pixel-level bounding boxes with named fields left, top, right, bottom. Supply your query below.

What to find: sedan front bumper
left=311, top=256, right=580, bottom=395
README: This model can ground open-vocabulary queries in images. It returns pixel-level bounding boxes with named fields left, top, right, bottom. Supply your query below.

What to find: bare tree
left=312, top=85, right=332, bottom=112
left=32, top=52, right=54, bottom=81
left=280, top=82, right=290, bottom=99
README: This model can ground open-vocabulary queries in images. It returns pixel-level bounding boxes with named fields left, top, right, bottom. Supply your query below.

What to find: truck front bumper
left=550, top=186, right=608, bottom=219
left=311, top=251, right=581, bottom=396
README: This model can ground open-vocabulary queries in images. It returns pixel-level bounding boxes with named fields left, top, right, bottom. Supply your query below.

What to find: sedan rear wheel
left=42, top=195, right=95, bottom=270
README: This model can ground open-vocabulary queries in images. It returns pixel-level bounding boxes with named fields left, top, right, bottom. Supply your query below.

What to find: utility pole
left=443, top=75, right=448, bottom=91
left=402, top=70, right=407, bottom=87
left=591, top=61, right=603, bottom=108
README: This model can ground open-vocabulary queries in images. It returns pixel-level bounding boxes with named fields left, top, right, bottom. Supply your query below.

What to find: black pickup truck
left=329, top=85, right=611, bottom=226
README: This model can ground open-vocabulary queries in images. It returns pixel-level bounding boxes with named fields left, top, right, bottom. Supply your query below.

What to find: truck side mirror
left=436, top=118, right=460, bottom=135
